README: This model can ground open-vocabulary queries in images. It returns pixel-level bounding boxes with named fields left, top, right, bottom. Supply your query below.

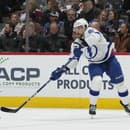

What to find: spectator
left=98, top=9, right=108, bottom=28
left=42, top=0, right=62, bottom=25
left=94, top=0, right=107, bottom=9
left=0, top=0, right=25, bottom=19
left=104, top=0, right=123, bottom=12
left=44, top=22, right=69, bottom=52
left=28, top=0, right=43, bottom=23
left=79, top=0, right=101, bottom=22
left=110, top=0, right=123, bottom=13
left=0, top=1, right=12, bottom=17
left=64, top=8, right=77, bottom=41
left=122, top=0, right=130, bottom=22
left=7, top=0, right=25, bottom=12
left=10, top=13, right=19, bottom=28
left=67, top=0, right=80, bottom=11
left=104, top=9, right=118, bottom=42
left=43, top=10, right=64, bottom=35
left=19, top=22, right=43, bottom=52
left=0, top=22, right=20, bottom=52
left=114, top=22, right=130, bottom=52
left=0, top=13, right=21, bottom=36
left=19, top=0, right=43, bottom=24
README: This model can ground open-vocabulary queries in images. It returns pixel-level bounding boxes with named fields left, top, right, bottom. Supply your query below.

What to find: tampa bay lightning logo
left=85, top=45, right=98, bottom=59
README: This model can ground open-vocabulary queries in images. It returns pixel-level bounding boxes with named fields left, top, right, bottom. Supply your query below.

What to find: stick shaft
left=1, top=79, right=51, bottom=113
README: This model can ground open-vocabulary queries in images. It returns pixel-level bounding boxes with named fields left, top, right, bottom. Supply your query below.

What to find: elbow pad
left=73, top=47, right=83, bottom=60
left=67, top=39, right=83, bottom=69
left=72, top=39, right=83, bottom=60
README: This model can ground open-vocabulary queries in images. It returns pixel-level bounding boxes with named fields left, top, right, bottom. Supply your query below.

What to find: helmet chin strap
left=80, top=27, right=88, bottom=47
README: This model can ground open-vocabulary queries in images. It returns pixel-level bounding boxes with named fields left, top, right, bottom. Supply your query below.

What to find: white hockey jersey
left=67, top=27, right=114, bottom=69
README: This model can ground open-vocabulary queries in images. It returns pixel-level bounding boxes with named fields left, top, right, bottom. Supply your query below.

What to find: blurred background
left=0, top=0, right=130, bottom=52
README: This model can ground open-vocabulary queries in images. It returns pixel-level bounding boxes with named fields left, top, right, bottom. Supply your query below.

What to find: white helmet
left=73, top=18, right=88, bottom=29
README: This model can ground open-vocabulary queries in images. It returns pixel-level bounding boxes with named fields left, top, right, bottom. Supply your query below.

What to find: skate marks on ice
left=0, top=108, right=130, bottom=130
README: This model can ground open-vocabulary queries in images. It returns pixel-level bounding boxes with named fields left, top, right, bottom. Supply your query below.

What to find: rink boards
left=0, top=53, right=130, bottom=109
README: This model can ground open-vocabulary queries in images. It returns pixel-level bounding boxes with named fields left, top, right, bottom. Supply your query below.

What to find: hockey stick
left=0, top=79, right=51, bottom=113
left=0, top=56, right=74, bottom=113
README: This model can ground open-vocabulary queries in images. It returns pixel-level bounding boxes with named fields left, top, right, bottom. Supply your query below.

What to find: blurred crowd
left=0, top=0, right=130, bottom=52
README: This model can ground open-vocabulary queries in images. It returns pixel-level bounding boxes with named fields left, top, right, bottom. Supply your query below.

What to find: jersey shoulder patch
left=88, top=29, right=94, bottom=34
left=87, top=28, right=101, bottom=35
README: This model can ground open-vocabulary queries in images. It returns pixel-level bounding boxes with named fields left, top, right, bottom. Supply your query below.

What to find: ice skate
left=120, top=101, right=130, bottom=115
left=89, top=104, right=96, bottom=118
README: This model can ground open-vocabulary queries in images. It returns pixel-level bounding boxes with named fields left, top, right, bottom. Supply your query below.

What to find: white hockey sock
left=90, top=95, right=98, bottom=105
left=114, top=82, right=129, bottom=105
left=120, top=96, right=129, bottom=105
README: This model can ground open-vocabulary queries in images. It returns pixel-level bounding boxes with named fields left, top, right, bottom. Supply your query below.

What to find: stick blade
left=1, top=107, right=18, bottom=113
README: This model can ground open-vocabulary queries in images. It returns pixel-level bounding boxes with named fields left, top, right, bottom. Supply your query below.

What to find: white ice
left=0, top=108, right=130, bottom=130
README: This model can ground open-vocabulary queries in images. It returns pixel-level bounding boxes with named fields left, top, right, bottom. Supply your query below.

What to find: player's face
left=73, top=26, right=85, bottom=36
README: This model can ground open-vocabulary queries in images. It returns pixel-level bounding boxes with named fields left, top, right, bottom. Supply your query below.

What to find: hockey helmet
left=73, top=18, right=88, bottom=29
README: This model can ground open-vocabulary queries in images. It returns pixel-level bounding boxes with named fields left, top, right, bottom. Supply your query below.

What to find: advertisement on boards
left=0, top=54, right=130, bottom=98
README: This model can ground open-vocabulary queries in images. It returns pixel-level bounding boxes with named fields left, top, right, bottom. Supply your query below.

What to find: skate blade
left=127, top=112, right=130, bottom=116
left=90, top=115, right=95, bottom=119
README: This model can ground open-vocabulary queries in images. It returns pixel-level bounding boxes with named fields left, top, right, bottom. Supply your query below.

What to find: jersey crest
left=88, top=29, right=94, bottom=34
left=85, top=45, right=98, bottom=59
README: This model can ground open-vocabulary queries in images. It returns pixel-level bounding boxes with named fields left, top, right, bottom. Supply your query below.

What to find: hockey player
left=50, top=18, right=130, bottom=116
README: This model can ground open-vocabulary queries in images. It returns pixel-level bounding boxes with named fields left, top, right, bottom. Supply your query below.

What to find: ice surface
left=0, top=108, right=130, bottom=130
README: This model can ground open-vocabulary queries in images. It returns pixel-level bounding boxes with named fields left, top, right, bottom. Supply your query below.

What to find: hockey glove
left=50, top=65, right=68, bottom=80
